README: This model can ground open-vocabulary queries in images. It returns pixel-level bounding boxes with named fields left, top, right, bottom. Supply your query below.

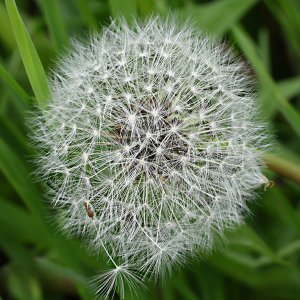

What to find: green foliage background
left=0, top=0, right=300, bottom=299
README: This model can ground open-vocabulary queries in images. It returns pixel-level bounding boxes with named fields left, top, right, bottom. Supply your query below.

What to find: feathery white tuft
left=31, top=17, right=269, bottom=298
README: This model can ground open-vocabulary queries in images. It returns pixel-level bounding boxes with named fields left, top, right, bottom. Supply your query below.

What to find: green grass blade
left=270, top=188, right=300, bottom=237
left=5, top=0, right=50, bottom=106
left=258, top=28, right=271, bottom=71
left=0, top=49, right=27, bottom=110
left=0, top=140, right=95, bottom=299
left=231, top=25, right=300, bottom=136
left=277, top=240, right=300, bottom=258
left=137, top=0, right=156, bottom=16
left=38, top=0, right=69, bottom=51
left=108, top=0, right=137, bottom=22
left=266, top=0, right=300, bottom=60
left=228, top=225, right=286, bottom=265
left=276, top=144, right=300, bottom=165
left=0, top=198, right=45, bottom=244
left=0, top=115, right=29, bottom=156
left=263, top=188, right=300, bottom=238
left=0, top=141, right=94, bottom=299
left=35, top=257, right=88, bottom=286
left=0, top=236, right=43, bottom=298
left=209, top=253, right=260, bottom=287
left=7, top=272, right=43, bottom=300
left=176, top=274, right=199, bottom=300
left=211, top=249, right=300, bottom=291
left=210, top=250, right=298, bottom=290
left=75, top=0, right=97, bottom=30
left=0, top=63, right=32, bottom=103
left=0, top=2, right=15, bottom=50
left=179, top=0, right=259, bottom=36
left=267, top=75, right=300, bottom=118
left=0, top=137, right=44, bottom=218
left=196, top=266, right=226, bottom=300
left=162, top=285, right=175, bottom=300
left=278, top=76, right=300, bottom=99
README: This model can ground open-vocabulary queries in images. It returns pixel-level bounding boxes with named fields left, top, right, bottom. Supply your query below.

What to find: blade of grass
left=222, top=250, right=264, bottom=269
left=0, top=49, right=29, bottom=116
left=37, top=0, right=69, bottom=51
left=266, top=0, right=300, bottom=61
left=108, top=0, right=137, bottom=22
left=0, top=234, right=37, bottom=274
left=162, top=285, right=175, bottom=300
left=35, top=257, right=88, bottom=287
left=278, top=75, right=300, bottom=99
left=137, top=0, right=156, bottom=16
left=231, top=225, right=286, bottom=265
left=196, top=265, right=226, bottom=300
left=228, top=225, right=286, bottom=265
left=231, top=25, right=300, bottom=136
left=35, top=257, right=99, bottom=299
left=0, top=2, right=15, bottom=50
left=5, top=0, right=50, bottom=106
left=0, top=139, right=96, bottom=299
left=209, top=253, right=261, bottom=287
left=0, top=145, right=94, bottom=299
left=210, top=251, right=299, bottom=290
left=9, top=276, right=43, bottom=300
left=275, top=143, right=300, bottom=165
left=176, top=274, right=199, bottom=300
left=0, top=115, right=30, bottom=156
left=178, top=0, right=259, bottom=36
left=263, top=188, right=300, bottom=237
left=211, top=249, right=300, bottom=291
left=258, top=28, right=271, bottom=72
left=7, top=267, right=43, bottom=300
left=153, top=0, right=168, bottom=14
left=0, top=234, right=43, bottom=300
left=0, top=137, right=98, bottom=299
left=267, top=75, right=300, bottom=119
left=0, top=137, right=44, bottom=218
left=0, top=198, right=45, bottom=244
left=277, top=240, right=300, bottom=258
left=75, top=0, right=97, bottom=30
left=0, top=63, right=32, bottom=103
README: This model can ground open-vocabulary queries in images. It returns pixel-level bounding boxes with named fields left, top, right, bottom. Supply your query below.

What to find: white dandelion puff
left=31, top=17, right=269, bottom=298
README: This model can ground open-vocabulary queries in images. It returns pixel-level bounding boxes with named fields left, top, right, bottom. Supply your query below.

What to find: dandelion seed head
left=31, top=17, right=269, bottom=298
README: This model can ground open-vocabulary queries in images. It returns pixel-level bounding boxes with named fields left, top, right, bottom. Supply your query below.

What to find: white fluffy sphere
left=32, top=17, right=268, bottom=298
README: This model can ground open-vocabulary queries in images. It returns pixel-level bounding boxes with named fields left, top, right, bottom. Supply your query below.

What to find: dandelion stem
left=264, top=153, right=300, bottom=185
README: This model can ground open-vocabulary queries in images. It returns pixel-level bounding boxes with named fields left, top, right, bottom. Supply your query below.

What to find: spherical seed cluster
left=32, top=18, right=268, bottom=298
